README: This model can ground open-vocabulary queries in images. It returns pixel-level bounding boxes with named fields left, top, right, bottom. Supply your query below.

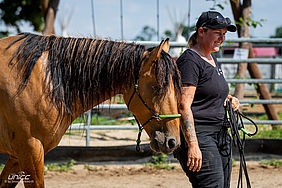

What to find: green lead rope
left=158, top=114, right=181, bottom=118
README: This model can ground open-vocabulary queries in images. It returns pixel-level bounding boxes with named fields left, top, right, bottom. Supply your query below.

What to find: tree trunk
left=41, top=0, right=60, bottom=35
left=233, top=0, right=252, bottom=99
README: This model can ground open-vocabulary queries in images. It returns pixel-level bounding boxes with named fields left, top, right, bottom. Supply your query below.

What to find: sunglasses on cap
left=201, top=11, right=231, bottom=27
left=210, top=16, right=231, bottom=25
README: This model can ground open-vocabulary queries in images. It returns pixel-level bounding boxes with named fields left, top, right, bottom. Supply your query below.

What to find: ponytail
left=188, top=32, right=198, bottom=48
left=188, top=27, right=208, bottom=48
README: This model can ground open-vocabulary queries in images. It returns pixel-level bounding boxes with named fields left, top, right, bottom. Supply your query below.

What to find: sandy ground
left=15, top=161, right=282, bottom=188
left=59, top=129, right=151, bottom=147
left=13, top=129, right=282, bottom=188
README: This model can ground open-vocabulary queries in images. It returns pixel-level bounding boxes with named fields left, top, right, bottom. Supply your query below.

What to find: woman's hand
left=187, top=144, right=202, bottom=172
left=224, top=95, right=240, bottom=111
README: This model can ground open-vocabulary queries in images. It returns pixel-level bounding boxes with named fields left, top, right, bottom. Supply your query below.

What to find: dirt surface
left=15, top=161, right=282, bottom=188
left=59, top=130, right=151, bottom=147
left=13, top=130, right=282, bottom=187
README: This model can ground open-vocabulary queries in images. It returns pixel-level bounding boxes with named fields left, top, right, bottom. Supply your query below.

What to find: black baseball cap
left=196, top=11, right=237, bottom=32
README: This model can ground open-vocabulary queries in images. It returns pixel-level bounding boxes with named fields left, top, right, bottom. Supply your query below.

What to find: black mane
left=8, top=33, right=181, bottom=115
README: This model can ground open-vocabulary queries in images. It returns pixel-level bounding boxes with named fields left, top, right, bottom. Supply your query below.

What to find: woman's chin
left=212, top=47, right=220, bottom=52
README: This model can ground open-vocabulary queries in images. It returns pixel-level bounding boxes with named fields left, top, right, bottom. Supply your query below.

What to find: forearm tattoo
left=181, top=114, right=197, bottom=143
left=180, top=87, right=197, bottom=144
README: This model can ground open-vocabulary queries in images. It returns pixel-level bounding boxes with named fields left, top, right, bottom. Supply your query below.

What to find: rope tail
left=226, top=100, right=258, bottom=188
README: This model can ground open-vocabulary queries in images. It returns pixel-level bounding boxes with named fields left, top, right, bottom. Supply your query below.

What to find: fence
left=68, top=38, right=282, bottom=146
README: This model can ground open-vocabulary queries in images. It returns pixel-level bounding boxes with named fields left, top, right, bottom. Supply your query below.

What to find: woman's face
left=200, top=27, right=227, bottom=53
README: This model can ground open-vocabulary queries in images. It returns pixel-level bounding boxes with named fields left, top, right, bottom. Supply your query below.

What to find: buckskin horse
left=0, top=33, right=181, bottom=187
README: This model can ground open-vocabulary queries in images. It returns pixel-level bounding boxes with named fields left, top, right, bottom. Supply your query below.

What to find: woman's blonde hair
left=188, top=32, right=198, bottom=48
left=188, top=27, right=208, bottom=48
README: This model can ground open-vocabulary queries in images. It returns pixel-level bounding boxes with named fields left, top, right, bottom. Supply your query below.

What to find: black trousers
left=173, top=125, right=232, bottom=188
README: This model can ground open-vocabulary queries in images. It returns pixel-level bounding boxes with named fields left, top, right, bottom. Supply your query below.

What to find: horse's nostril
left=167, top=138, right=176, bottom=149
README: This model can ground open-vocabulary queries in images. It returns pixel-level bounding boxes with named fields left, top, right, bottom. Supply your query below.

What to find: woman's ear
left=197, top=27, right=205, bottom=36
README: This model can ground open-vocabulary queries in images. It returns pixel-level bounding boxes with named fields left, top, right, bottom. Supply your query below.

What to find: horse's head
left=124, top=39, right=181, bottom=154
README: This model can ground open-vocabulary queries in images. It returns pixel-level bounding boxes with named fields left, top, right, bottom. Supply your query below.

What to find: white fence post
left=86, top=110, right=91, bottom=146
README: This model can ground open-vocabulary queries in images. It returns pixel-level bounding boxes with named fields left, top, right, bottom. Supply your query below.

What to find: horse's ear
left=151, top=40, right=164, bottom=62
left=162, top=38, right=170, bottom=53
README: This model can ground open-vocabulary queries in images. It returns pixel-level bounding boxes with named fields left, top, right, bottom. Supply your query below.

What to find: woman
left=173, top=11, right=240, bottom=188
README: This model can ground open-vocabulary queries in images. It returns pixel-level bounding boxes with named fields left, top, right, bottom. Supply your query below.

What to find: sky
left=4, top=0, right=282, bottom=41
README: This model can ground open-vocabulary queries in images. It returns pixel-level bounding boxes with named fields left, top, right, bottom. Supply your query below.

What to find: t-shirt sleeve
left=176, top=54, right=200, bottom=86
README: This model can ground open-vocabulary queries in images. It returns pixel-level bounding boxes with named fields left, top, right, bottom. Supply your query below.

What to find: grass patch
left=232, top=158, right=237, bottom=167
left=72, top=113, right=135, bottom=126
left=84, top=164, right=99, bottom=171
left=236, top=112, right=282, bottom=139
left=251, top=125, right=282, bottom=139
left=145, top=154, right=175, bottom=170
left=250, top=112, right=282, bottom=121
left=260, top=159, right=282, bottom=168
left=0, top=164, right=4, bottom=173
left=45, top=159, right=75, bottom=173
left=65, top=130, right=85, bottom=135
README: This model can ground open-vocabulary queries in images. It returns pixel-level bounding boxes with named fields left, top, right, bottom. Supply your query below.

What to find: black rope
left=127, top=84, right=143, bottom=152
left=132, top=114, right=143, bottom=152
left=226, top=100, right=258, bottom=188
left=134, top=85, right=158, bottom=117
left=127, top=83, right=156, bottom=152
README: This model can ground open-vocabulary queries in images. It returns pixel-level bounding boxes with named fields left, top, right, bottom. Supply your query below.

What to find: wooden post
left=233, top=0, right=252, bottom=99
left=41, top=0, right=60, bottom=35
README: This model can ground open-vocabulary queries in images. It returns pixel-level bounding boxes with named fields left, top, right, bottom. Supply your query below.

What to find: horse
left=0, top=33, right=182, bottom=187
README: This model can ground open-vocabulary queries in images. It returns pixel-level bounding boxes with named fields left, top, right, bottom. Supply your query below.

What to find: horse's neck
left=70, top=90, right=122, bottom=121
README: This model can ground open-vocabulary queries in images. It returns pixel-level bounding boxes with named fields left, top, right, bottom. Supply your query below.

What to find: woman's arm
left=179, top=84, right=202, bottom=172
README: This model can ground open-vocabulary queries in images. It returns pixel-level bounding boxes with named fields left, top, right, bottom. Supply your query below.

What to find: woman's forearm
left=180, top=86, right=198, bottom=146
left=180, top=108, right=198, bottom=146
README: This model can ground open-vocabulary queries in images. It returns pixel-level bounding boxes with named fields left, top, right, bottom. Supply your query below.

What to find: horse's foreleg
left=0, top=156, right=20, bottom=188
left=16, top=137, right=45, bottom=188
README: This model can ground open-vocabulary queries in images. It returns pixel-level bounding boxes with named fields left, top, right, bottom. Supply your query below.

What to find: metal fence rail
left=226, top=79, right=282, bottom=83
left=240, top=100, right=282, bottom=104
left=131, top=38, right=282, bottom=47
left=70, top=125, right=138, bottom=130
left=69, top=120, right=282, bottom=131
left=218, top=58, right=282, bottom=64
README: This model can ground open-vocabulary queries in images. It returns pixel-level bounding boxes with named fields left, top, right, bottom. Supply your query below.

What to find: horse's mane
left=8, top=33, right=181, bottom=115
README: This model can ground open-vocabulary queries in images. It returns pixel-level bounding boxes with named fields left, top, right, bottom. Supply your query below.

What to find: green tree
left=134, top=25, right=156, bottom=41
left=181, top=24, right=195, bottom=41
left=0, top=0, right=43, bottom=36
left=0, top=0, right=60, bottom=37
left=163, top=24, right=195, bottom=42
left=271, top=26, right=282, bottom=38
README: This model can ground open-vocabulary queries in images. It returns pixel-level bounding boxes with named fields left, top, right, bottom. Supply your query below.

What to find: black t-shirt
left=176, top=49, right=229, bottom=125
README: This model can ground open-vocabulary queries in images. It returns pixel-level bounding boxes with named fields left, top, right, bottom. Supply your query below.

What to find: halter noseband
left=127, top=79, right=181, bottom=152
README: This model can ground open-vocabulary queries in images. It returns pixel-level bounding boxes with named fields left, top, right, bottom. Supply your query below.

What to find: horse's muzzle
left=150, top=131, right=179, bottom=154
